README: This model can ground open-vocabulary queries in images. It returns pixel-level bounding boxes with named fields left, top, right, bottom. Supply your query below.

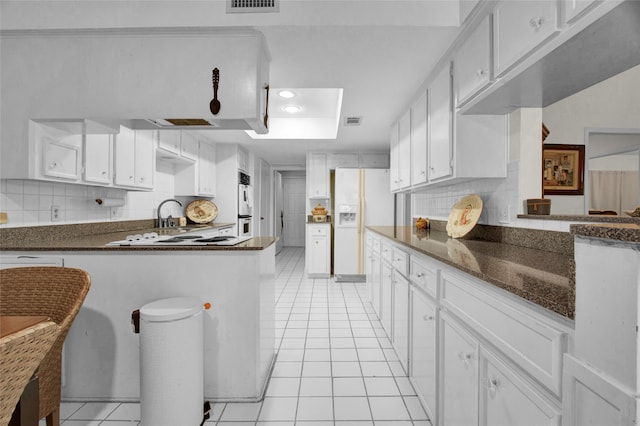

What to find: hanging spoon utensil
left=210, top=68, right=221, bottom=115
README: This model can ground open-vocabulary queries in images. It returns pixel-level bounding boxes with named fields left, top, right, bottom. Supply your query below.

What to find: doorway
left=281, top=172, right=306, bottom=247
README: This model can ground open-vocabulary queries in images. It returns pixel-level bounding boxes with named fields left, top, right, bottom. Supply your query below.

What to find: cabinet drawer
left=309, top=225, right=328, bottom=236
left=392, top=248, right=408, bottom=277
left=409, top=257, right=438, bottom=298
left=381, top=242, right=393, bottom=263
left=440, top=271, right=569, bottom=397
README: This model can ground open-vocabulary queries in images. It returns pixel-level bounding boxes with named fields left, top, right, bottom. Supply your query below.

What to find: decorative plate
left=186, top=200, right=218, bottom=224
left=446, top=194, right=483, bottom=239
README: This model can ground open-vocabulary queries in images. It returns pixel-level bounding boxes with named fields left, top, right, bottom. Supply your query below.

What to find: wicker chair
left=0, top=319, right=60, bottom=426
left=0, top=267, right=91, bottom=426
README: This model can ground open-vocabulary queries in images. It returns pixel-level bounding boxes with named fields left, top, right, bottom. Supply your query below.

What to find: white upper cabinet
left=307, top=153, right=329, bottom=198
left=31, top=121, right=83, bottom=183
left=410, top=91, right=428, bottom=187
left=493, top=0, right=560, bottom=77
left=180, top=132, right=199, bottom=161
left=562, top=0, right=599, bottom=24
left=84, top=134, right=112, bottom=185
left=198, top=142, right=216, bottom=197
left=454, top=14, right=493, bottom=107
left=175, top=139, right=216, bottom=197
left=389, top=122, right=401, bottom=192
left=237, top=146, right=249, bottom=172
left=157, top=131, right=197, bottom=164
left=428, top=64, right=453, bottom=182
left=114, top=126, right=155, bottom=190
left=396, top=110, right=412, bottom=190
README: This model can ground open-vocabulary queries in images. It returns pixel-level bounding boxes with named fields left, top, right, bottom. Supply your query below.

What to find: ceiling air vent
left=227, top=0, right=279, bottom=13
left=344, top=116, right=363, bottom=126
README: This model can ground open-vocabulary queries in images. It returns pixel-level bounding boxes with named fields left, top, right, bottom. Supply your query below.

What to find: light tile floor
left=49, top=247, right=432, bottom=425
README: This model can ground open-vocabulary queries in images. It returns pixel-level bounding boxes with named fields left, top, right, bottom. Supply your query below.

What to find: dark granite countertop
left=570, top=223, right=640, bottom=243
left=518, top=214, right=640, bottom=224
left=0, top=220, right=276, bottom=251
left=368, top=226, right=574, bottom=320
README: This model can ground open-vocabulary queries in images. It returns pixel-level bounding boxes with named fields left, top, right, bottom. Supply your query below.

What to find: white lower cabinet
left=365, top=240, right=381, bottom=315
left=306, top=223, right=330, bottom=277
left=481, top=348, right=561, bottom=426
left=380, top=260, right=393, bottom=335
left=440, top=311, right=480, bottom=426
left=410, top=286, right=438, bottom=422
left=367, top=233, right=573, bottom=426
left=392, top=271, right=409, bottom=373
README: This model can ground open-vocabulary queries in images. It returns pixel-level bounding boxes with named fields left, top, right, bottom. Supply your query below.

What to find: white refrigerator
left=334, top=168, right=394, bottom=281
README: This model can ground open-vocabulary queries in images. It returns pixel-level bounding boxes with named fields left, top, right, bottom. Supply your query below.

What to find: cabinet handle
left=102, top=171, right=107, bottom=175
left=423, top=315, right=435, bottom=321
left=49, top=162, right=59, bottom=169
left=476, top=69, right=486, bottom=77
left=416, top=272, right=425, bottom=278
left=484, top=377, right=503, bottom=397
left=140, top=177, right=145, bottom=182
left=529, top=17, right=545, bottom=30
left=458, top=352, right=475, bottom=369
left=420, top=170, right=426, bottom=175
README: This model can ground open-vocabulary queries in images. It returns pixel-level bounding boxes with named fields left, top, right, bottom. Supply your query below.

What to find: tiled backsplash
left=412, top=161, right=571, bottom=232
left=0, top=169, right=183, bottom=228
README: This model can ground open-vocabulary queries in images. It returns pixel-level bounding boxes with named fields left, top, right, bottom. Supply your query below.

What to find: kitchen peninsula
left=0, top=221, right=277, bottom=403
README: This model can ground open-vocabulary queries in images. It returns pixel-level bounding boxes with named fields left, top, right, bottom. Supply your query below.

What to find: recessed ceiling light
left=278, top=90, right=296, bottom=99
left=282, top=105, right=301, bottom=114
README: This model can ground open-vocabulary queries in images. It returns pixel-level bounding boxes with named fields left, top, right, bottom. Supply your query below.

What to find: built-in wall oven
left=238, top=171, right=252, bottom=236
left=238, top=216, right=252, bottom=237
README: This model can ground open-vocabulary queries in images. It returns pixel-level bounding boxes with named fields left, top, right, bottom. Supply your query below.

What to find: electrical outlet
left=51, top=205, right=61, bottom=221
left=498, top=205, right=510, bottom=224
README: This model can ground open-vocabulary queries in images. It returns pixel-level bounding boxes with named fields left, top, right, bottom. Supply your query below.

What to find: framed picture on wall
left=542, top=144, right=585, bottom=195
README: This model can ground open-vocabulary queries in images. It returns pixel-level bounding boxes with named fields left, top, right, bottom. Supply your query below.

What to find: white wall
left=542, top=65, right=640, bottom=214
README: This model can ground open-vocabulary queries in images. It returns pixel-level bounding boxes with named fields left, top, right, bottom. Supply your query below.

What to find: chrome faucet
left=157, top=198, right=183, bottom=228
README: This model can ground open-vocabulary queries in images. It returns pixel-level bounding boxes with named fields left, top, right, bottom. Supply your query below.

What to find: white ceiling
left=0, top=0, right=465, bottom=169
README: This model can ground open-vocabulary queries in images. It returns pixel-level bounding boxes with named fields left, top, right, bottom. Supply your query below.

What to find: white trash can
left=138, top=297, right=204, bottom=426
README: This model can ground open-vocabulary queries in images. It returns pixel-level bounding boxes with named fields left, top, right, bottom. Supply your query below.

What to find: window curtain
left=589, top=170, right=639, bottom=214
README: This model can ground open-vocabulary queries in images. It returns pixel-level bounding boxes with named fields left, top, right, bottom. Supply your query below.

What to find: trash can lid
left=140, top=296, right=203, bottom=322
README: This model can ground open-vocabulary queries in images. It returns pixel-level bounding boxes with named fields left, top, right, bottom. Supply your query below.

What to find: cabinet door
left=441, top=312, right=479, bottom=426
left=157, top=130, right=181, bottom=155
left=84, top=134, right=112, bottom=184
left=389, top=123, right=401, bottom=191
left=563, top=0, right=598, bottom=24
left=428, top=64, right=453, bottom=181
left=455, top=15, right=492, bottom=106
left=43, top=135, right=82, bottom=181
left=494, top=0, right=559, bottom=77
left=237, top=147, right=249, bottom=172
left=308, top=236, right=328, bottom=275
left=370, top=251, right=381, bottom=317
left=380, top=261, right=393, bottom=335
left=198, top=142, right=216, bottom=196
left=134, top=130, right=155, bottom=189
left=308, top=153, right=329, bottom=198
left=410, top=91, right=428, bottom=186
left=180, top=132, right=199, bottom=160
left=397, top=110, right=411, bottom=189
left=392, top=271, right=409, bottom=373
left=481, top=349, right=561, bottom=426
left=411, top=287, right=438, bottom=422
left=114, top=126, right=136, bottom=187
